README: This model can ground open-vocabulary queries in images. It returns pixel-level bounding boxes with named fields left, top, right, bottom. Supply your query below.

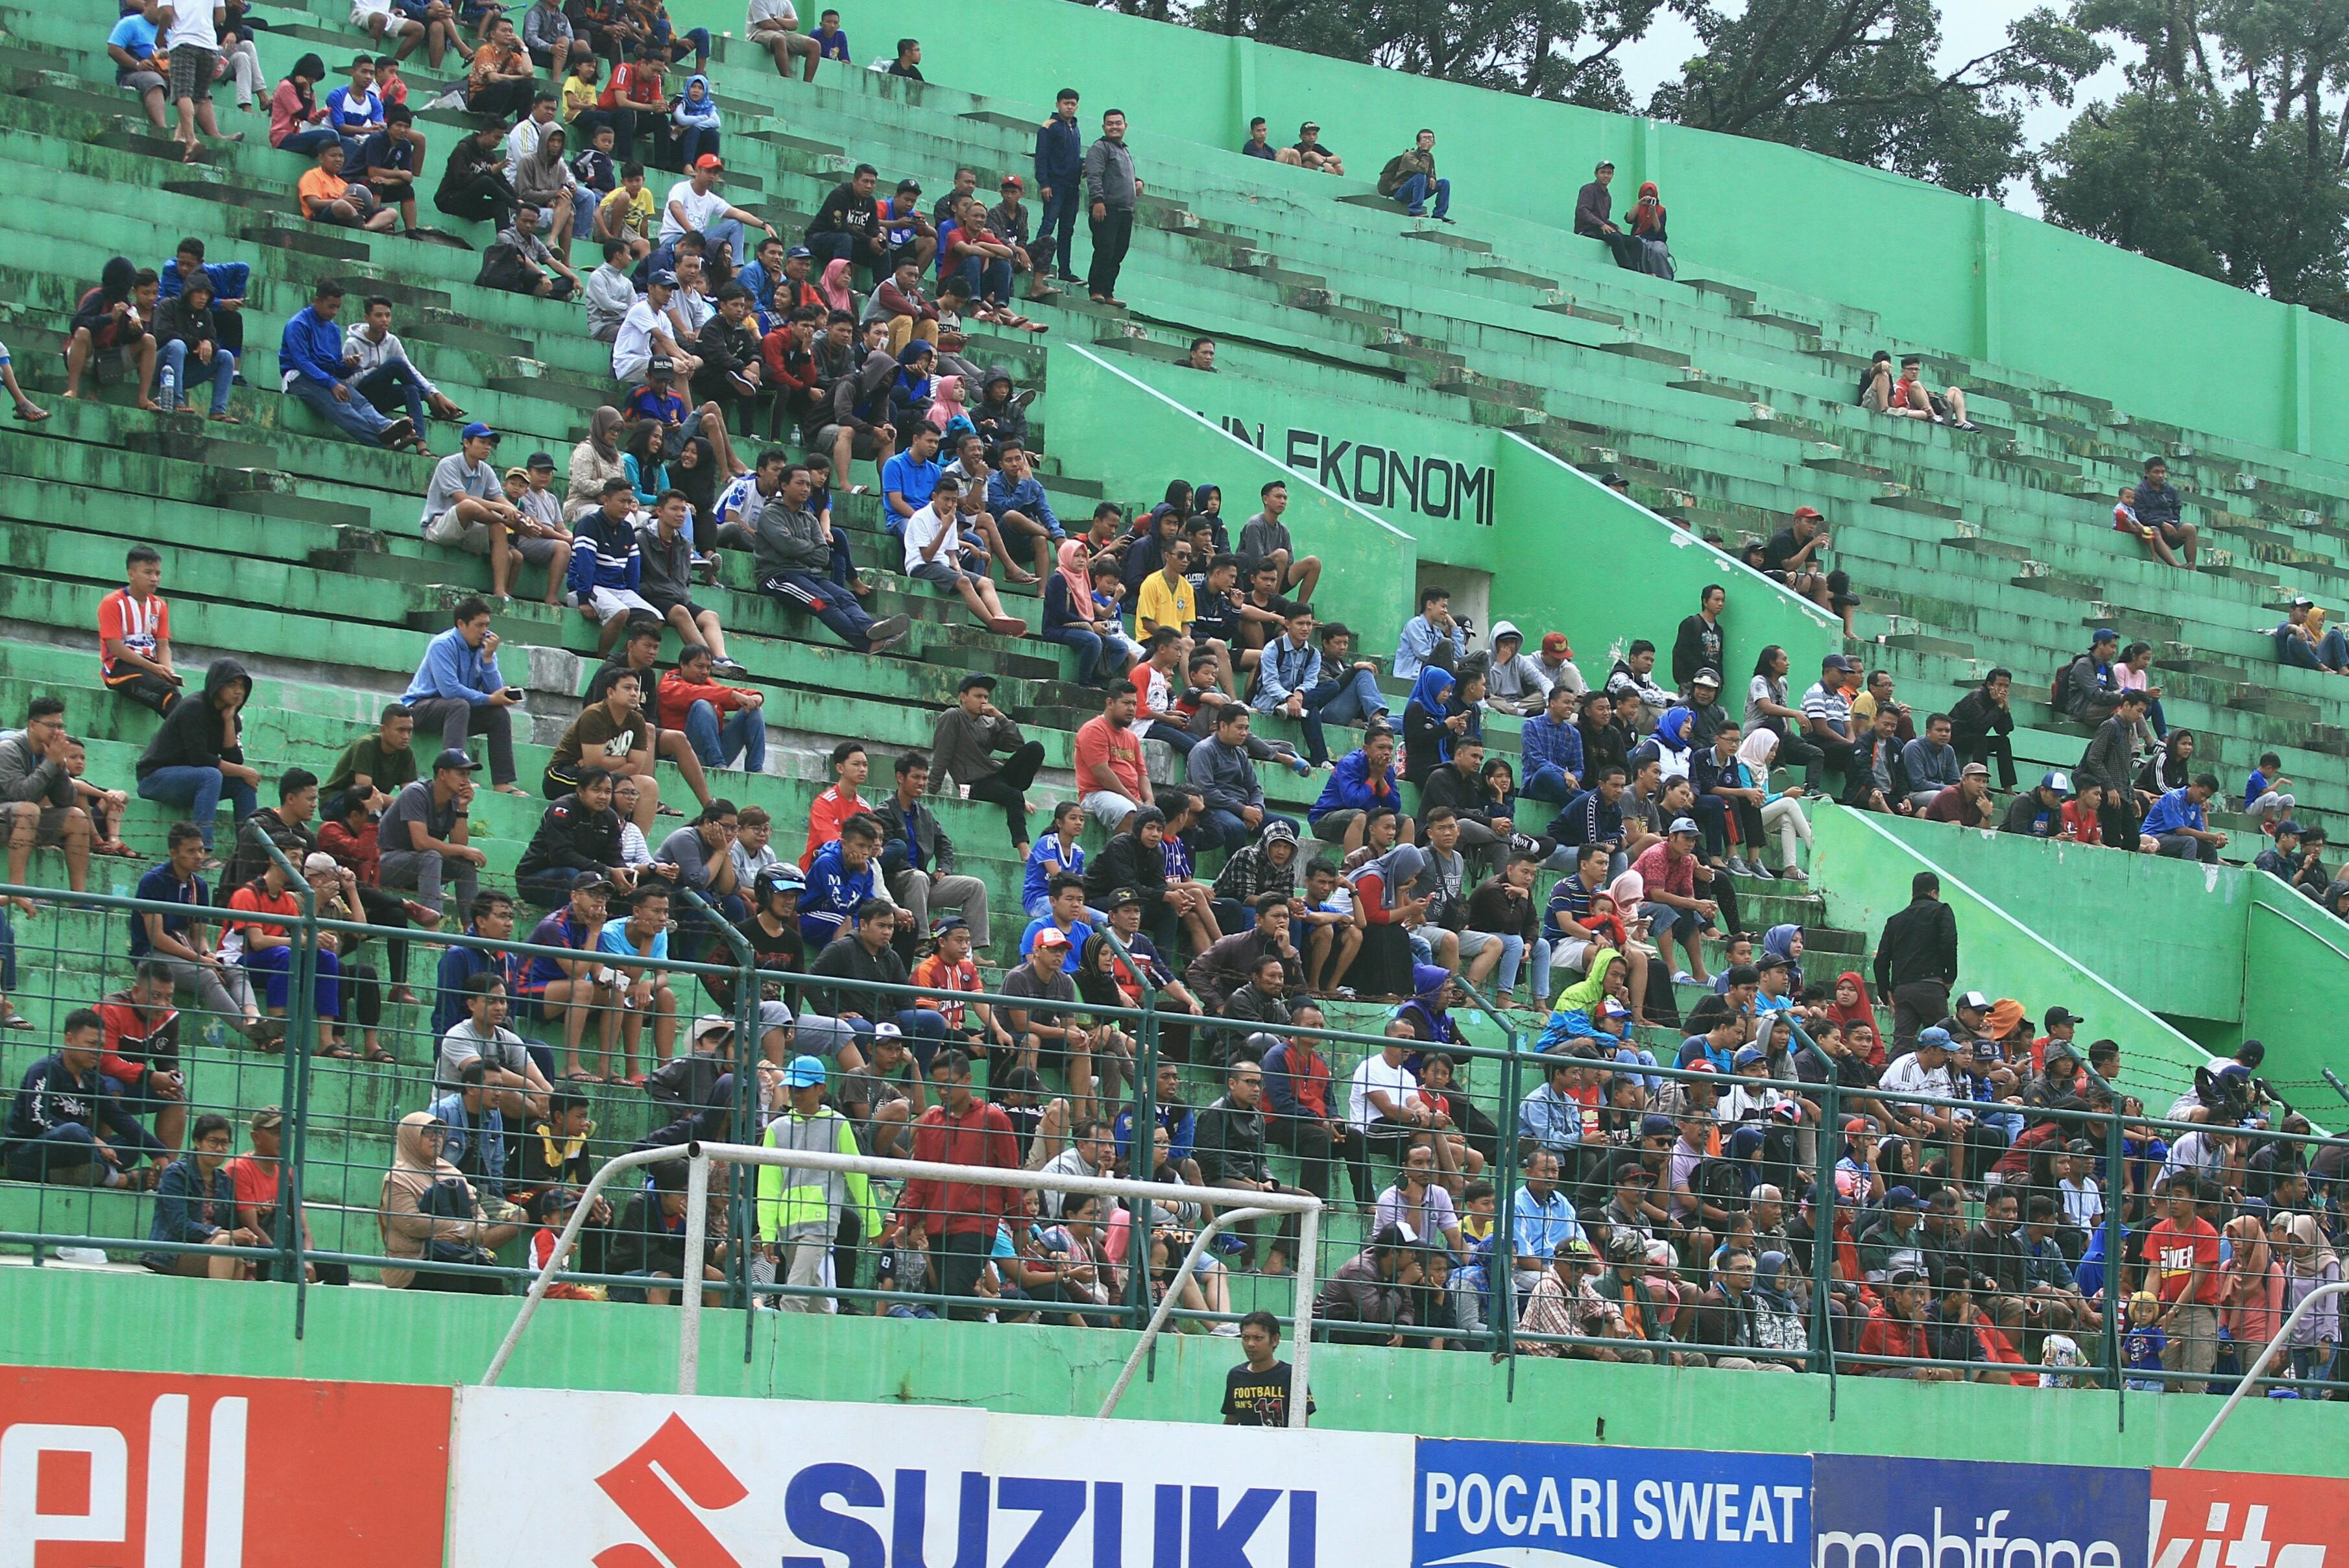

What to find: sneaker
left=1725, top=856, right=1754, bottom=877
left=1779, top=866, right=1809, bottom=882
left=1209, top=1320, right=1242, bottom=1336
left=1749, top=862, right=1776, bottom=880
left=865, top=613, right=912, bottom=654
left=709, top=657, right=749, bottom=678
left=1012, top=388, right=1039, bottom=409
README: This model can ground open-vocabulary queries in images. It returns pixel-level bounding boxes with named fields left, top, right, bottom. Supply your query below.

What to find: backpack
left=1377, top=153, right=1410, bottom=199
left=418, top=1176, right=490, bottom=1266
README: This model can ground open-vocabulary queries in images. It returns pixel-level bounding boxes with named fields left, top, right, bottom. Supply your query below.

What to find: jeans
left=683, top=699, right=765, bottom=771
left=1086, top=206, right=1134, bottom=298
left=138, top=765, right=258, bottom=848
left=2156, top=831, right=2219, bottom=864
left=1491, top=932, right=1548, bottom=998
left=697, top=215, right=747, bottom=269
left=158, top=342, right=235, bottom=415
left=403, top=695, right=516, bottom=787
left=1036, top=186, right=1079, bottom=276
left=355, top=356, right=431, bottom=428
left=278, top=125, right=340, bottom=158
left=1523, top=763, right=1578, bottom=806
left=951, top=253, right=1014, bottom=304
left=2275, top=625, right=2349, bottom=672
left=287, top=373, right=396, bottom=443
left=237, top=943, right=343, bottom=1019
left=1393, top=172, right=1451, bottom=219
left=796, top=1007, right=949, bottom=1070
left=1042, top=623, right=1114, bottom=684
left=1295, top=666, right=1388, bottom=765
left=1146, top=723, right=1200, bottom=760
left=677, top=124, right=719, bottom=167
left=378, top=846, right=479, bottom=921
left=1199, top=809, right=1297, bottom=853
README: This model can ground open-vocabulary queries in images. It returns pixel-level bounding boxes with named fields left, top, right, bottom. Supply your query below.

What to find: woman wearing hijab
left=673, top=72, right=721, bottom=167
left=1043, top=538, right=1119, bottom=688
left=1395, top=963, right=1459, bottom=1054
left=815, top=257, right=856, bottom=314
left=270, top=53, right=337, bottom=154
left=1623, top=180, right=1673, bottom=278
left=513, top=124, right=579, bottom=250
left=569, top=405, right=628, bottom=516
left=1735, top=728, right=1812, bottom=879
left=1761, top=924, right=1804, bottom=994
left=2221, top=1211, right=2286, bottom=1375
left=2280, top=1213, right=2340, bottom=1390
left=1824, top=969, right=1878, bottom=1051
left=887, top=339, right=935, bottom=428
left=1403, top=668, right=1478, bottom=786
left=1751, top=1249, right=1812, bottom=1352
left=671, top=434, right=720, bottom=550
left=378, top=1111, right=516, bottom=1292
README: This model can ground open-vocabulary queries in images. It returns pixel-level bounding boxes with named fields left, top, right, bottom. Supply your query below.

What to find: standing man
left=1872, top=871, right=1957, bottom=1054
left=758, top=1054, right=878, bottom=1312
left=891, top=1048, right=1019, bottom=1320
left=1082, top=110, right=1140, bottom=308
left=1031, top=88, right=1083, bottom=285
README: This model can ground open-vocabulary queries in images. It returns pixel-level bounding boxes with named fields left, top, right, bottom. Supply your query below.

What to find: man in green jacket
left=757, top=1054, right=878, bottom=1312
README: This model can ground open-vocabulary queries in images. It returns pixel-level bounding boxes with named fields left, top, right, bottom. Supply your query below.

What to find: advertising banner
left=0, top=1364, right=452, bottom=1567
left=2150, top=1467, right=2344, bottom=1568
left=1810, top=1454, right=2147, bottom=1568
left=448, top=1386, right=1414, bottom=1568
left=1415, top=1438, right=1810, bottom=1568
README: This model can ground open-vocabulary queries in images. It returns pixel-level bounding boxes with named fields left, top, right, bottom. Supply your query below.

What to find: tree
left=1648, top=0, right=2109, bottom=198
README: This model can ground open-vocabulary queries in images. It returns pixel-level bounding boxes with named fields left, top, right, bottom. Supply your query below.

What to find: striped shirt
left=97, top=588, right=170, bottom=671
left=1799, top=681, right=1851, bottom=738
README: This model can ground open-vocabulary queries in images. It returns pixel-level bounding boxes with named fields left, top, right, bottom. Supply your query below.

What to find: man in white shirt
left=902, top=473, right=1026, bottom=634
left=658, top=155, right=777, bottom=274
left=1348, top=1026, right=1427, bottom=1166
left=503, top=91, right=560, bottom=182
left=746, top=0, right=819, bottom=80
left=1878, top=1025, right=1969, bottom=1152
left=613, top=269, right=700, bottom=383
left=435, top=972, right=552, bottom=1120
left=154, top=0, right=229, bottom=163
left=1035, top=1119, right=1114, bottom=1218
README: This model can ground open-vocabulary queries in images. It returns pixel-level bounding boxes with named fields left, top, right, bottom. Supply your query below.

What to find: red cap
left=1000, top=174, right=1023, bottom=190
left=1540, top=631, right=1570, bottom=655
left=1793, top=505, right=1824, bottom=520
left=693, top=154, right=725, bottom=171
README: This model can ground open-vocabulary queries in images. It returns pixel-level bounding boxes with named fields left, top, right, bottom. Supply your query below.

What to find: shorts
left=1550, top=936, right=1595, bottom=974
left=424, top=509, right=562, bottom=561
left=3, top=802, right=80, bottom=846
left=644, top=592, right=705, bottom=621
left=1081, top=790, right=1140, bottom=831
left=909, top=559, right=982, bottom=592
left=810, top=423, right=881, bottom=459
left=121, top=69, right=168, bottom=95
left=167, top=43, right=215, bottom=103
left=580, top=585, right=658, bottom=623
left=1455, top=928, right=1499, bottom=960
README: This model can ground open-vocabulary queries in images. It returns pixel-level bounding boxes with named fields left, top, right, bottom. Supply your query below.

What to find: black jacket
left=1872, top=896, right=1958, bottom=993
left=1948, top=686, right=2013, bottom=748
left=2074, top=716, right=2136, bottom=795
left=1416, top=763, right=1497, bottom=830
left=516, top=793, right=627, bottom=882
left=1085, top=830, right=1166, bottom=908
left=1671, top=614, right=1723, bottom=691
left=1845, top=727, right=1914, bottom=807
left=806, top=932, right=909, bottom=1019
left=1185, top=928, right=1302, bottom=1013
left=1577, top=714, right=1631, bottom=778
left=225, top=808, right=317, bottom=891
left=136, top=660, right=249, bottom=780
left=1963, top=1219, right=2029, bottom=1296
left=878, top=795, right=956, bottom=878
left=1192, top=1094, right=1270, bottom=1185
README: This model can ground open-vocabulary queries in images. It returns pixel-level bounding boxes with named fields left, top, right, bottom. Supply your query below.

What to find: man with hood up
left=1482, top=621, right=1554, bottom=715
left=970, top=366, right=1031, bottom=450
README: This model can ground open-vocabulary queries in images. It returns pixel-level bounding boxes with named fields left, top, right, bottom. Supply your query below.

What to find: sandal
left=319, top=1044, right=355, bottom=1059
left=360, top=1047, right=394, bottom=1063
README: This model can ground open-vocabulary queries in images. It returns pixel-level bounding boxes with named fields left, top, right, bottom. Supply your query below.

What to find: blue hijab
left=1397, top=962, right=1458, bottom=1048
left=893, top=341, right=935, bottom=405
left=1654, top=706, right=1694, bottom=750
left=1763, top=923, right=1803, bottom=991
left=1406, top=666, right=1456, bottom=717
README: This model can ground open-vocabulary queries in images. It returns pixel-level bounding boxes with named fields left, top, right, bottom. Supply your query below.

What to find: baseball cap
left=1102, top=887, right=1143, bottom=911
left=648, top=354, right=675, bottom=376
left=1916, top=1026, right=1953, bottom=1051
left=1599, top=471, right=1628, bottom=486
left=1692, top=667, right=1720, bottom=688
left=2292, top=595, right=2315, bottom=609
left=1301, top=120, right=1320, bottom=131
left=570, top=869, right=613, bottom=893
left=1755, top=952, right=1789, bottom=972
left=650, top=268, right=679, bottom=287
left=461, top=421, right=498, bottom=444
left=1884, top=1185, right=1927, bottom=1212
left=786, top=245, right=812, bottom=259
left=1639, top=1113, right=1678, bottom=1139
left=1598, top=1000, right=1630, bottom=1020
left=931, top=915, right=969, bottom=937
left=2276, top=819, right=2306, bottom=837
left=526, top=450, right=555, bottom=471
left=1540, top=632, right=1570, bottom=655
left=782, top=1054, right=826, bottom=1088
left=2043, top=1006, right=2084, bottom=1028
left=1887, top=1267, right=1928, bottom=1286
left=2091, top=626, right=2119, bottom=645
left=1731, top=1045, right=1765, bottom=1070
left=432, top=747, right=482, bottom=774
left=1971, top=1039, right=2000, bottom=1063
left=958, top=672, right=996, bottom=693
left=1594, top=158, right=1615, bottom=170
left=999, top=174, right=1022, bottom=190
left=1957, top=989, right=1991, bottom=1011
left=503, top=465, right=530, bottom=485
left=302, top=850, right=338, bottom=876
left=1668, top=816, right=1700, bottom=836
left=1033, top=928, right=1072, bottom=950
left=250, top=1105, right=284, bottom=1133
left=1822, top=653, right=1856, bottom=673
left=1792, top=505, right=1824, bottom=520
left=897, top=176, right=922, bottom=193
left=2041, top=770, right=2071, bottom=793
left=693, top=152, right=724, bottom=171
left=1771, top=1101, right=1803, bottom=1122
left=871, top=1020, right=903, bottom=1041
left=692, top=1013, right=734, bottom=1041
left=1960, top=762, right=1990, bottom=778
left=1558, top=1236, right=1597, bottom=1260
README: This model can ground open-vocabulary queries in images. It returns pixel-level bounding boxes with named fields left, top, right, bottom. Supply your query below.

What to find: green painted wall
left=0, top=1266, right=2331, bottom=1475
left=1818, top=809, right=2349, bottom=1107
left=1809, top=806, right=2213, bottom=1100
left=703, top=0, right=2349, bottom=459
left=1046, top=344, right=1416, bottom=651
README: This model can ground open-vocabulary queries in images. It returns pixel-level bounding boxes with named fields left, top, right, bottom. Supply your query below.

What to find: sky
left=1609, top=1, right=2137, bottom=217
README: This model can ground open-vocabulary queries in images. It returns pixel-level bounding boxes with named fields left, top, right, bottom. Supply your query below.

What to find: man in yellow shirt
left=1135, top=539, right=1196, bottom=636
left=596, top=165, right=657, bottom=261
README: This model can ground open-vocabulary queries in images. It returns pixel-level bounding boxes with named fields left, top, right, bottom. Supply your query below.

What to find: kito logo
left=2149, top=1499, right=2323, bottom=1568
left=0, top=1393, right=248, bottom=1567
left=1813, top=1510, right=2126, bottom=1568
left=594, top=1413, right=1325, bottom=1568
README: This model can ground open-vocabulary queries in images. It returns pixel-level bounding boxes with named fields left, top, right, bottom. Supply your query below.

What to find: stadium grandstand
left=1, top=0, right=2346, bottom=1477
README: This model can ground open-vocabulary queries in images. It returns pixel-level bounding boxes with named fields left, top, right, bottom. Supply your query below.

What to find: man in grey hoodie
left=1081, top=109, right=1140, bottom=305
left=750, top=462, right=909, bottom=653
left=1482, top=621, right=1555, bottom=716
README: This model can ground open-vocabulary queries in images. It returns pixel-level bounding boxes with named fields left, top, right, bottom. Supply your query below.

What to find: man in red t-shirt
left=97, top=546, right=183, bottom=714
left=1856, top=1268, right=1959, bottom=1379
left=1074, top=684, right=1151, bottom=834
left=886, top=1047, right=1019, bottom=1320
left=2144, top=1174, right=2224, bottom=1392
left=224, top=861, right=346, bottom=1052
left=1630, top=818, right=1718, bottom=986
left=800, top=739, right=872, bottom=869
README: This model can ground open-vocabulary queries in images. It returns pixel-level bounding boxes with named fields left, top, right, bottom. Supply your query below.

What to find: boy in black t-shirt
left=1222, top=1310, right=1314, bottom=1425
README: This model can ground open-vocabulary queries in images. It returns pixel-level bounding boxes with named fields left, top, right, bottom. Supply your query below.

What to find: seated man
left=2271, top=596, right=2348, bottom=673
left=280, top=280, right=415, bottom=449
left=1761, top=506, right=1856, bottom=636
left=747, top=0, right=821, bottom=82
left=1632, top=817, right=1717, bottom=987
left=1281, top=121, right=1344, bottom=175
left=1857, top=351, right=1977, bottom=430
left=298, top=142, right=398, bottom=233
left=4, top=1008, right=165, bottom=1186
left=64, top=260, right=160, bottom=411
left=746, top=463, right=911, bottom=653
left=2128, top=457, right=2197, bottom=568
left=2141, top=773, right=2226, bottom=864
left=152, top=271, right=237, bottom=420
left=636, top=489, right=744, bottom=670
left=546, top=667, right=663, bottom=830
left=106, top=2, right=170, bottom=128
left=1377, top=128, right=1448, bottom=221
left=422, top=424, right=560, bottom=603
left=657, top=644, right=765, bottom=773
left=377, top=749, right=487, bottom=924
left=903, top=473, right=1028, bottom=634
left=97, top=544, right=184, bottom=716
left=0, top=698, right=96, bottom=895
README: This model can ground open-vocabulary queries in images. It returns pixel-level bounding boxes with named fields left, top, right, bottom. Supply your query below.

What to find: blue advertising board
left=1809, top=1454, right=2148, bottom=1568
left=1415, top=1439, right=1811, bottom=1568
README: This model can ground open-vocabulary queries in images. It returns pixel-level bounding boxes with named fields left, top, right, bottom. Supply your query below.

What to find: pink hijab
left=928, top=374, right=968, bottom=431
left=817, top=258, right=854, bottom=313
left=1055, top=539, right=1096, bottom=622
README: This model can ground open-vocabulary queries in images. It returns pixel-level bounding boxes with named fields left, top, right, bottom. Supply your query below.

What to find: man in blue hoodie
left=1031, top=87, right=1083, bottom=284
left=278, top=279, right=414, bottom=448
left=1309, top=725, right=1412, bottom=852
left=5, top=1008, right=163, bottom=1184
